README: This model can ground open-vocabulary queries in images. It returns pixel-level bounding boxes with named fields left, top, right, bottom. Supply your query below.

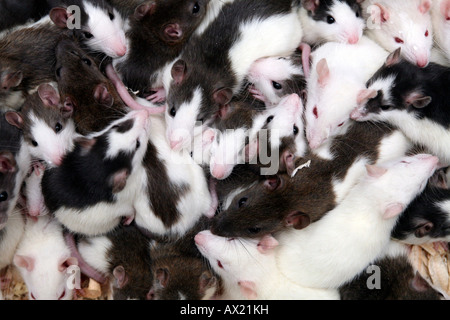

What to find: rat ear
left=263, top=176, right=282, bottom=191
left=134, top=1, right=157, bottom=20
left=357, top=89, right=378, bottom=106
left=404, top=92, right=432, bottom=109
left=199, top=270, right=217, bottom=293
left=109, top=168, right=130, bottom=194
left=171, top=60, right=187, bottom=85
left=155, top=268, right=169, bottom=288
left=244, top=139, right=259, bottom=162
left=14, top=255, right=35, bottom=272
left=383, top=203, right=405, bottom=220
left=280, top=150, right=295, bottom=175
left=257, top=235, right=279, bottom=254
left=442, top=0, right=450, bottom=20
left=238, top=281, right=257, bottom=300
left=94, top=84, right=114, bottom=107
left=414, top=221, right=434, bottom=238
left=4, top=111, right=24, bottom=130
left=418, top=0, right=431, bottom=14
left=0, top=151, right=16, bottom=173
left=385, top=48, right=402, bottom=67
left=49, top=7, right=70, bottom=28
left=113, top=265, right=129, bottom=289
left=213, top=88, right=233, bottom=107
left=285, top=211, right=311, bottom=230
left=38, top=83, right=60, bottom=108
left=1, top=70, right=23, bottom=90
left=366, top=164, right=387, bottom=178
left=303, top=0, right=320, bottom=12
left=316, top=58, right=330, bottom=88
left=372, top=3, right=390, bottom=23
left=58, top=257, right=78, bottom=272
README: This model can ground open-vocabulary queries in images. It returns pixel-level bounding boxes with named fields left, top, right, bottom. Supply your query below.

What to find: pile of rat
left=1, top=0, right=450, bottom=301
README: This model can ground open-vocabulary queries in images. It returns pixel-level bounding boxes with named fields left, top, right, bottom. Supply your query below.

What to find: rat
left=210, top=120, right=411, bottom=239
left=165, top=0, right=303, bottom=152
left=107, top=0, right=147, bottom=19
left=41, top=108, right=151, bottom=237
left=350, top=48, right=450, bottom=165
left=275, top=153, right=439, bottom=290
left=392, top=183, right=450, bottom=245
left=194, top=230, right=340, bottom=300
left=362, top=0, right=433, bottom=68
left=431, top=0, right=450, bottom=66
left=112, top=0, right=210, bottom=103
left=54, top=37, right=132, bottom=135
left=5, top=83, right=77, bottom=167
left=13, top=214, right=78, bottom=300
left=48, top=0, right=127, bottom=59
left=299, top=0, right=366, bottom=46
left=304, top=36, right=389, bottom=150
left=74, top=223, right=154, bottom=300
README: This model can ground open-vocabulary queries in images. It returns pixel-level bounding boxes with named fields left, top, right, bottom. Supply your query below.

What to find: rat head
left=147, top=256, right=218, bottom=300
left=350, top=49, right=432, bottom=122
left=0, top=151, right=18, bottom=227
left=247, top=55, right=306, bottom=106
left=55, top=38, right=125, bottom=135
left=432, top=0, right=450, bottom=62
left=194, top=230, right=278, bottom=300
left=133, top=0, right=209, bottom=45
left=210, top=175, right=314, bottom=238
left=5, top=84, right=76, bottom=167
left=303, top=0, right=365, bottom=44
left=109, top=264, right=153, bottom=300
left=362, top=154, right=438, bottom=220
left=305, top=58, right=362, bottom=149
left=50, top=1, right=127, bottom=58
left=166, top=60, right=233, bottom=151
left=392, top=184, right=450, bottom=245
left=13, top=217, right=78, bottom=300
left=367, top=0, right=433, bottom=67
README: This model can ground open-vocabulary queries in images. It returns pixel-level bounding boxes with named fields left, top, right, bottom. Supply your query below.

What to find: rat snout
left=350, top=106, right=367, bottom=121
left=211, top=163, right=232, bottom=180
left=346, top=33, right=360, bottom=45
left=164, top=23, right=183, bottom=41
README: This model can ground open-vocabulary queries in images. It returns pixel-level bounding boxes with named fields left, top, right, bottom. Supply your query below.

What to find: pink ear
left=238, top=280, right=257, bottom=300
left=257, top=235, right=279, bottom=254
left=264, top=176, right=282, bottom=191
left=113, top=265, right=129, bottom=289
left=155, top=268, right=169, bottom=288
left=316, top=59, right=330, bottom=88
left=386, top=48, right=402, bottom=67
left=244, top=139, right=259, bottom=162
left=0, top=152, right=16, bottom=173
left=14, top=255, right=35, bottom=272
left=405, top=92, right=432, bottom=109
left=38, top=83, right=60, bottom=107
left=134, top=2, right=157, bottom=20
left=383, top=203, right=404, bottom=220
left=110, top=169, right=130, bottom=194
left=366, top=164, right=388, bottom=178
left=58, top=257, right=78, bottom=272
left=94, top=84, right=114, bottom=107
left=374, top=3, right=390, bottom=22
left=202, top=129, right=216, bottom=147
left=303, top=0, right=320, bottom=12
left=171, top=60, right=187, bottom=85
left=4, top=111, right=24, bottom=130
left=285, top=211, right=311, bottom=230
left=1, top=70, right=23, bottom=90
left=418, top=0, right=431, bottom=14
left=213, top=88, right=233, bottom=107
left=441, top=0, right=450, bottom=20
left=49, top=7, right=70, bottom=28
left=357, top=89, right=378, bottom=106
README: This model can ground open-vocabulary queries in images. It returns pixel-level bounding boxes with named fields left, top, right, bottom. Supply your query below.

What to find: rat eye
left=0, top=191, right=8, bottom=202
left=248, top=227, right=261, bottom=234
left=30, top=292, right=36, bottom=300
left=313, top=106, right=319, bottom=119
left=327, top=15, right=335, bottom=24
left=394, top=37, right=404, bottom=44
left=82, top=58, right=91, bottom=66
left=109, top=12, right=115, bottom=20
left=58, top=290, right=66, bottom=300
left=31, top=140, right=38, bottom=147
left=425, top=30, right=429, bottom=37
left=266, top=115, right=274, bottom=124
left=380, top=105, right=393, bottom=111
left=238, top=197, right=248, bottom=208
left=55, top=123, right=63, bottom=133
left=272, top=81, right=282, bottom=90
left=136, top=139, right=141, bottom=150
left=169, top=107, right=177, bottom=117
left=293, top=125, right=299, bottom=135
left=83, top=31, right=94, bottom=39
left=192, top=2, right=200, bottom=14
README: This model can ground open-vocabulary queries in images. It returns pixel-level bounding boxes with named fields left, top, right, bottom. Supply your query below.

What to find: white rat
left=194, top=230, right=340, bottom=300
left=431, top=0, right=450, bottom=66
left=275, top=153, right=439, bottom=289
left=362, top=0, right=433, bottom=68
left=13, top=215, right=78, bottom=300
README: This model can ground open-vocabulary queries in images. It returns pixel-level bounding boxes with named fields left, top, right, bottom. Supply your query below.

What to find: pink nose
left=170, top=138, right=183, bottom=150
left=114, top=44, right=127, bottom=57
left=416, top=59, right=428, bottom=68
left=347, top=35, right=359, bottom=44
left=211, top=165, right=227, bottom=180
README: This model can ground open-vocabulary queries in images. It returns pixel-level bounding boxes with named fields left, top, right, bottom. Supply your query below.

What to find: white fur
left=77, top=236, right=113, bottom=274
left=134, top=114, right=212, bottom=238
left=0, top=209, right=25, bottom=270
left=14, top=215, right=75, bottom=300
left=275, top=154, right=438, bottom=289
left=195, top=230, right=340, bottom=300
left=305, top=36, right=389, bottom=150
left=83, top=2, right=127, bottom=58
left=362, top=0, right=433, bottom=67
left=431, top=0, right=450, bottom=65
left=300, top=0, right=366, bottom=45
left=195, top=0, right=237, bottom=36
